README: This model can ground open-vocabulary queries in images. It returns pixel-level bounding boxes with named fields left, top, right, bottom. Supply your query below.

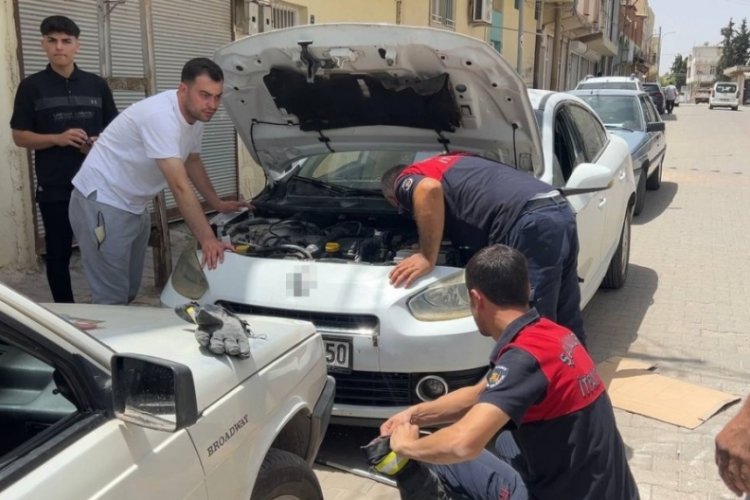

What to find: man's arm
left=389, top=178, right=444, bottom=287
left=157, top=157, right=232, bottom=270
left=12, top=129, right=88, bottom=150
left=184, top=153, right=248, bottom=213
left=381, top=378, right=486, bottom=436
left=391, top=402, right=510, bottom=464
left=716, top=396, right=750, bottom=495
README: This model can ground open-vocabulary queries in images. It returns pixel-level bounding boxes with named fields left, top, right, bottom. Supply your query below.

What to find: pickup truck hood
left=46, top=303, right=317, bottom=412
left=213, top=23, right=543, bottom=180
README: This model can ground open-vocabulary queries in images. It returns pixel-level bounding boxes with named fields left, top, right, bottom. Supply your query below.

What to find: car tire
left=733, top=106, right=739, bottom=111
left=602, top=209, right=632, bottom=290
left=634, top=171, right=646, bottom=215
left=709, top=105, right=714, bottom=109
left=646, top=160, right=662, bottom=191
left=251, top=449, right=323, bottom=500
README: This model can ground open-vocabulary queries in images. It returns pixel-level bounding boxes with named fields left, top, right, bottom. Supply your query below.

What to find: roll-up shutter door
left=17, top=0, right=236, bottom=251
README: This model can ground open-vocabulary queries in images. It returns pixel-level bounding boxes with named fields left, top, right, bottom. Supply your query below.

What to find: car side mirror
left=646, top=122, right=665, bottom=132
left=562, top=162, right=615, bottom=195
left=111, top=354, right=198, bottom=432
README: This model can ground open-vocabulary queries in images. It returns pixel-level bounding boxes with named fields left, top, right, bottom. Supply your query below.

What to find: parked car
left=710, top=81, right=740, bottom=110
left=0, top=283, right=334, bottom=499
left=161, top=24, right=636, bottom=425
left=569, top=89, right=666, bottom=216
left=694, top=87, right=711, bottom=104
left=641, top=82, right=665, bottom=114
left=575, top=75, right=644, bottom=91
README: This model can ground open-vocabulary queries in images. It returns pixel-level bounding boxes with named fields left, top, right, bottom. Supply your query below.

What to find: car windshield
left=293, top=150, right=441, bottom=191
left=577, top=82, right=638, bottom=90
left=715, top=84, right=736, bottom=93
left=577, top=95, right=645, bottom=130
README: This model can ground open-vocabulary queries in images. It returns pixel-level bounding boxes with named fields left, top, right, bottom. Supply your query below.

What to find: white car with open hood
left=0, top=283, right=334, bottom=499
left=161, top=24, right=635, bottom=424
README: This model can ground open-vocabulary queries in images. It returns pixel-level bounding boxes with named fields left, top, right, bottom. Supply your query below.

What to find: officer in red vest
left=380, top=245, right=638, bottom=500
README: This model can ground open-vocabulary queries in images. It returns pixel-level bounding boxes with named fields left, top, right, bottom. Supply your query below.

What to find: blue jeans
left=503, top=199, right=585, bottom=345
left=428, top=432, right=528, bottom=500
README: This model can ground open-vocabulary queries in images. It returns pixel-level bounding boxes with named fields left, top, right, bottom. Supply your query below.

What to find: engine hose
left=252, top=244, right=313, bottom=260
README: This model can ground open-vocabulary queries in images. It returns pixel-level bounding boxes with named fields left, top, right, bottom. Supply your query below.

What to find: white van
left=709, top=82, right=740, bottom=110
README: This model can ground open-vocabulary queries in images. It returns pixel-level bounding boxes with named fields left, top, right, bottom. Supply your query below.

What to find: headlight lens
left=407, top=272, right=471, bottom=321
left=171, top=239, right=208, bottom=299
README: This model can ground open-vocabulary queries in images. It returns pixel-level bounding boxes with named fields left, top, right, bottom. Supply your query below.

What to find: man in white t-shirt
left=69, top=57, right=247, bottom=304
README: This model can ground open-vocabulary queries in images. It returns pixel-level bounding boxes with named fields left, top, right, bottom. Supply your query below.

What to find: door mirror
left=646, top=122, right=665, bottom=132
left=563, top=162, right=615, bottom=195
left=111, top=354, right=198, bottom=432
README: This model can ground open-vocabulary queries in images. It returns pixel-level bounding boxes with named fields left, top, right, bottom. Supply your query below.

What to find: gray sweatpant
left=69, top=189, right=151, bottom=305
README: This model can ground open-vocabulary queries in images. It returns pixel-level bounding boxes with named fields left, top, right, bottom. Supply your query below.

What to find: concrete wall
left=0, top=0, right=35, bottom=270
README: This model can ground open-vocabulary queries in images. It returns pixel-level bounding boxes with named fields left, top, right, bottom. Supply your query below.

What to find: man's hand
left=381, top=407, right=416, bottom=436
left=79, top=136, right=98, bottom=155
left=389, top=253, right=434, bottom=288
left=716, top=407, right=750, bottom=495
left=200, top=237, right=234, bottom=270
left=390, top=423, right=421, bottom=455
left=54, top=128, right=88, bottom=148
left=216, top=199, right=252, bottom=213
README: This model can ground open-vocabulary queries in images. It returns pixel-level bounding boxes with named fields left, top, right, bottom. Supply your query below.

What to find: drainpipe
left=395, top=0, right=402, bottom=24
left=550, top=4, right=562, bottom=90
left=533, top=0, right=544, bottom=88
left=517, top=0, right=525, bottom=78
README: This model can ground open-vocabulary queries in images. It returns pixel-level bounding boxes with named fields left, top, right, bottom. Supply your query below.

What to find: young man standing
left=380, top=245, right=639, bottom=499
left=69, top=58, right=247, bottom=305
left=11, top=15, right=118, bottom=303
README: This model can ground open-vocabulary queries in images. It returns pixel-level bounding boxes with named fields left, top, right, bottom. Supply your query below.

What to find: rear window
left=577, top=81, right=638, bottom=90
left=715, top=83, right=737, bottom=93
left=642, top=84, right=660, bottom=92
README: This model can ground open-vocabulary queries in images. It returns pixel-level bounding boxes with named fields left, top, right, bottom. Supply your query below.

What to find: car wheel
left=633, top=171, right=646, bottom=215
left=709, top=105, right=714, bottom=109
left=733, top=106, right=739, bottom=111
left=602, top=209, right=632, bottom=290
left=251, top=449, right=323, bottom=500
left=646, top=160, right=662, bottom=191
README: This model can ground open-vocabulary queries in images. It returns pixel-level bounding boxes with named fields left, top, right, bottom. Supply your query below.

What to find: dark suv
left=642, top=82, right=665, bottom=114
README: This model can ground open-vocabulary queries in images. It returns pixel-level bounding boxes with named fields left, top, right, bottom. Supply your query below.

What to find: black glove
left=175, top=303, right=254, bottom=358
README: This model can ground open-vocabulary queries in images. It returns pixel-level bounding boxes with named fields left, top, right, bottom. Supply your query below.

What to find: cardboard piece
left=596, top=357, right=740, bottom=429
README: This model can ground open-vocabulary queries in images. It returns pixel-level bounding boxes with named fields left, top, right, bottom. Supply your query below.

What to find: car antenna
left=511, top=123, right=519, bottom=169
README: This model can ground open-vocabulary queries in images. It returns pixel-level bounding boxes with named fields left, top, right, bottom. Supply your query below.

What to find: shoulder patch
left=486, top=365, right=509, bottom=389
left=401, top=177, right=413, bottom=191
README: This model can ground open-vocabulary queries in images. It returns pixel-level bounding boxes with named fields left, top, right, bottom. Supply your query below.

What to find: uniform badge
left=401, top=177, right=413, bottom=191
left=486, top=365, right=508, bottom=389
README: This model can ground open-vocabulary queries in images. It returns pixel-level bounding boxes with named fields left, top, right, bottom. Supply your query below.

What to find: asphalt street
left=313, top=102, right=750, bottom=500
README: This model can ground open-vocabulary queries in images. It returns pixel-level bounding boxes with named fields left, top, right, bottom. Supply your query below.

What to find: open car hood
left=214, top=23, right=543, bottom=181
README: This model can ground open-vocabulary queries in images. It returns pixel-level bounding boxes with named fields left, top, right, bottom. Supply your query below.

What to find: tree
left=670, top=54, right=688, bottom=88
left=733, top=18, right=750, bottom=67
left=716, top=18, right=736, bottom=81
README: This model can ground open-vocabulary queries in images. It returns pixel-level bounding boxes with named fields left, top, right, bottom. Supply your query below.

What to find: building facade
left=686, top=44, right=721, bottom=99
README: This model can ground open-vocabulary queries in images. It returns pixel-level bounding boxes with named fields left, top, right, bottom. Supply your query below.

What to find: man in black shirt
left=380, top=245, right=639, bottom=499
left=10, top=15, right=117, bottom=302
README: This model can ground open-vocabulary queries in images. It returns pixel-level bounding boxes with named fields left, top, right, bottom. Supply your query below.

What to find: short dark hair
left=380, top=164, right=408, bottom=199
left=181, top=58, right=223, bottom=84
left=465, top=245, right=529, bottom=308
left=40, top=15, right=80, bottom=38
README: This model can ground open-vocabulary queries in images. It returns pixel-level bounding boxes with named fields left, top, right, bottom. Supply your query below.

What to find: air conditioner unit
left=471, top=0, right=493, bottom=25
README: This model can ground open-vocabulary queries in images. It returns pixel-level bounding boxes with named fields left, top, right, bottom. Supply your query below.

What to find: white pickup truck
left=0, top=283, right=334, bottom=499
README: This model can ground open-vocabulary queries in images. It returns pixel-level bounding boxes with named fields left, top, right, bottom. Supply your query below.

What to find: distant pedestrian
left=69, top=57, right=248, bottom=305
left=664, top=84, right=678, bottom=113
left=10, top=15, right=118, bottom=303
left=716, top=396, right=750, bottom=496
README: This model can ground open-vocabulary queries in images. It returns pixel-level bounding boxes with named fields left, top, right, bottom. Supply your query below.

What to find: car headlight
left=407, top=272, right=471, bottom=321
left=171, top=240, right=208, bottom=299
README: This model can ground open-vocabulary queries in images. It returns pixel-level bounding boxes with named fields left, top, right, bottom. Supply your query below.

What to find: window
left=567, top=105, right=607, bottom=163
left=271, top=4, right=298, bottom=29
left=553, top=109, right=587, bottom=182
left=431, top=0, right=455, bottom=29
left=640, top=96, right=659, bottom=124
left=515, top=0, right=520, bottom=9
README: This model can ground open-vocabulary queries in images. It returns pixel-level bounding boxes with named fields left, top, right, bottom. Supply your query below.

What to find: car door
left=640, top=96, right=666, bottom=174
left=550, top=103, right=606, bottom=304
left=0, top=305, right=208, bottom=500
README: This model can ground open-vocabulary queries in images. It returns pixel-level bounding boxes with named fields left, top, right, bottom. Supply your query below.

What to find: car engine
left=211, top=211, right=463, bottom=266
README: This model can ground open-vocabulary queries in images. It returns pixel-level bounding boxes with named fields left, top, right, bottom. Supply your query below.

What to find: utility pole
left=533, top=0, right=545, bottom=88
left=550, top=4, right=562, bottom=90
left=655, top=25, right=663, bottom=79
left=517, top=0, right=525, bottom=78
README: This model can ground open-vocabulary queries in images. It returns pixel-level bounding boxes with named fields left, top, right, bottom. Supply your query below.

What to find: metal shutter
left=17, top=0, right=236, bottom=249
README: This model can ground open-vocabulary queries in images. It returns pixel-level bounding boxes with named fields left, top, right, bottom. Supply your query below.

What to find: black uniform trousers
left=39, top=200, right=75, bottom=303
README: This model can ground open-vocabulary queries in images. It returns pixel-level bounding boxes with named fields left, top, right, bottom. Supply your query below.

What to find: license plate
left=324, top=337, right=352, bottom=372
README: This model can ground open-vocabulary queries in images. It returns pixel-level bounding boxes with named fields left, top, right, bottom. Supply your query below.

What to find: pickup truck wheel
left=602, top=209, right=631, bottom=290
left=646, top=160, right=662, bottom=191
left=251, top=449, right=323, bottom=500
left=634, top=172, right=646, bottom=215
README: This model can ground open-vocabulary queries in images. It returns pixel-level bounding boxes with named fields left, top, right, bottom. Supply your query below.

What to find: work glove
left=175, top=302, right=260, bottom=358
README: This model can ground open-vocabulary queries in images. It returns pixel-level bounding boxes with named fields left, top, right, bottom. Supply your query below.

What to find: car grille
left=333, top=367, right=488, bottom=407
left=217, top=301, right=378, bottom=334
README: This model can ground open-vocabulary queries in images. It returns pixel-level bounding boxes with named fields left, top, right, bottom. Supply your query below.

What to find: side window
left=553, top=107, right=586, bottom=183
left=642, top=97, right=660, bottom=123
left=567, top=104, right=607, bottom=162
left=0, top=338, right=78, bottom=459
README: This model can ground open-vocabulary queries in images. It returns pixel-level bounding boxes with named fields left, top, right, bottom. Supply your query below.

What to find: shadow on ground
left=633, top=181, right=678, bottom=225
